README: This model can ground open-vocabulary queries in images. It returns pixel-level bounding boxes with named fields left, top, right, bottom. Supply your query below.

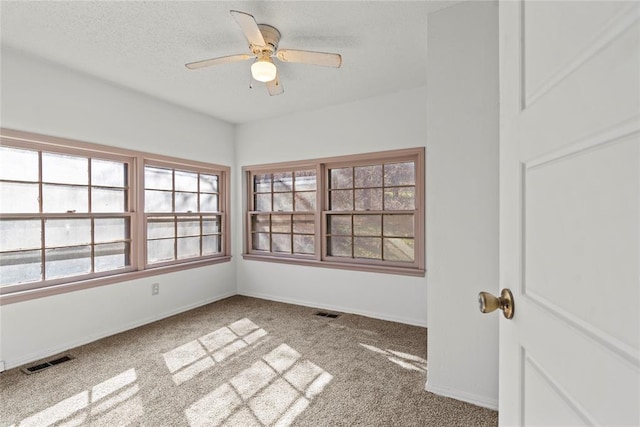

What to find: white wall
left=1, top=4, right=501, bottom=410
left=0, top=48, right=237, bottom=369
left=425, top=1, right=499, bottom=409
left=235, top=87, right=429, bottom=326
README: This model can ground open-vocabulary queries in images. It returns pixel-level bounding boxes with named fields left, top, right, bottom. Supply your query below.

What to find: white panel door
left=499, top=1, right=639, bottom=425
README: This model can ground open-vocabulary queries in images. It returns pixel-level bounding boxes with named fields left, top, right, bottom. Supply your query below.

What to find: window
left=145, top=163, right=224, bottom=265
left=249, top=169, right=317, bottom=256
left=0, top=129, right=230, bottom=302
left=326, top=161, right=416, bottom=263
left=243, top=148, right=424, bottom=276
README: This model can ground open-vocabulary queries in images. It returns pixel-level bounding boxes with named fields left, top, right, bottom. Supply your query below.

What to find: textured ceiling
left=1, top=1, right=458, bottom=124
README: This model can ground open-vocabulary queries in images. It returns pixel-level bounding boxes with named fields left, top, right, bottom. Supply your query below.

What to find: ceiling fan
left=185, top=10, right=342, bottom=96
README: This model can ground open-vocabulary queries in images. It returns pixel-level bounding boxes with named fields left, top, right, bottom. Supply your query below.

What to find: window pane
left=175, top=170, right=198, bottom=192
left=147, top=217, right=175, bottom=239
left=0, top=147, right=38, bottom=182
left=177, top=237, right=200, bottom=259
left=0, top=250, right=42, bottom=285
left=327, top=236, right=351, bottom=257
left=293, top=215, right=314, bottom=234
left=92, top=159, right=126, bottom=187
left=330, top=189, right=353, bottom=211
left=271, top=215, right=291, bottom=233
left=0, top=182, right=39, bottom=213
left=45, top=245, right=91, bottom=279
left=354, top=237, right=382, bottom=259
left=200, top=194, right=219, bottom=212
left=95, top=218, right=128, bottom=243
left=330, top=168, right=352, bottom=189
left=273, top=172, right=293, bottom=192
left=327, top=215, right=351, bottom=235
left=294, top=170, right=316, bottom=191
left=384, top=188, right=415, bottom=210
left=175, top=192, right=197, bottom=212
left=148, top=238, right=174, bottom=264
left=203, top=217, right=220, bottom=234
left=254, top=174, right=271, bottom=193
left=0, top=219, right=41, bottom=251
left=145, top=190, right=172, bottom=212
left=293, top=235, right=314, bottom=254
left=255, top=194, right=271, bottom=211
left=354, top=215, right=381, bottom=236
left=272, top=234, right=291, bottom=253
left=294, top=191, right=316, bottom=211
left=252, top=233, right=270, bottom=251
left=355, top=165, right=382, bottom=188
left=95, top=242, right=128, bottom=272
left=251, top=215, right=270, bottom=233
left=383, top=215, right=414, bottom=237
left=203, top=235, right=221, bottom=255
left=177, top=218, right=200, bottom=237
left=200, top=174, right=219, bottom=193
left=46, top=219, right=91, bottom=247
left=42, top=153, right=88, bottom=185
left=384, top=162, right=415, bottom=186
left=355, top=188, right=382, bottom=211
left=273, top=192, right=293, bottom=211
left=43, top=184, right=88, bottom=213
left=145, top=166, right=172, bottom=190
left=92, top=188, right=126, bottom=212
left=384, top=238, right=415, bottom=262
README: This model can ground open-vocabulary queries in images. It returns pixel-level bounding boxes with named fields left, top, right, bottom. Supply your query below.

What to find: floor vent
left=315, top=311, right=339, bottom=319
left=22, top=355, right=74, bottom=375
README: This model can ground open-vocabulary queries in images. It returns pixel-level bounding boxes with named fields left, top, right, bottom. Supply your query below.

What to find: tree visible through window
left=244, top=148, right=424, bottom=276
left=249, top=169, right=317, bottom=256
left=326, top=161, right=416, bottom=263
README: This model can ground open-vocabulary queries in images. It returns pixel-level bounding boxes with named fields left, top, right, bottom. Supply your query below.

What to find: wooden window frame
left=243, top=147, right=425, bottom=277
left=0, top=128, right=231, bottom=305
left=144, top=160, right=227, bottom=267
left=246, top=164, right=320, bottom=260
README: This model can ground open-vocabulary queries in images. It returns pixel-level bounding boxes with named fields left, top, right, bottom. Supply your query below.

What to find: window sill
left=0, top=256, right=232, bottom=305
left=242, top=254, right=425, bottom=277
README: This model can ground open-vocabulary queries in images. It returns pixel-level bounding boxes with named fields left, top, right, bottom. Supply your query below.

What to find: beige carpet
left=0, top=296, right=497, bottom=426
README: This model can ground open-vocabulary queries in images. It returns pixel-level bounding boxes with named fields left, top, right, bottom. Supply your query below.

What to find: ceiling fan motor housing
left=253, top=24, right=281, bottom=54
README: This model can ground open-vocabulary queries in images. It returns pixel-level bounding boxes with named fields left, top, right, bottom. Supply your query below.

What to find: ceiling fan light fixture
left=251, top=56, right=277, bottom=82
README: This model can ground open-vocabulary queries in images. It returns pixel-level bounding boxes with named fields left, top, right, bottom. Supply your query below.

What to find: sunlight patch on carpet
left=359, top=343, right=427, bottom=372
left=15, top=368, right=143, bottom=427
left=162, top=318, right=269, bottom=385
left=185, top=343, right=333, bottom=427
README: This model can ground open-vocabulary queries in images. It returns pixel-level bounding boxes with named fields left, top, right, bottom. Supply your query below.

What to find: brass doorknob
left=478, top=288, right=514, bottom=319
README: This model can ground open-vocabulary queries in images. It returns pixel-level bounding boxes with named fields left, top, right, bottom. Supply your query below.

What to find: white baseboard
left=5, top=289, right=426, bottom=370
left=3, top=291, right=235, bottom=371
left=425, top=382, right=498, bottom=411
left=238, top=290, right=428, bottom=327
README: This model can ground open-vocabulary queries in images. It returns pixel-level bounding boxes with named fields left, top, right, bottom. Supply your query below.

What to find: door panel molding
left=524, top=353, right=595, bottom=426
left=525, top=291, right=640, bottom=369
left=524, top=136, right=639, bottom=351
left=524, top=2, right=638, bottom=107
left=525, top=116, right=639, bottom=169
left=520, top=23, right=639, bottom=160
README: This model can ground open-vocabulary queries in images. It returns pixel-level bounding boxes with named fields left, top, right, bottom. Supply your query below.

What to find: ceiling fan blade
left=230, top=10, right=266, bottom=47
left=276, top=49, right=342, bottom=68
left=185, top=54, right=253, bottom=70
left=266, top=73, right=284, bottom=96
